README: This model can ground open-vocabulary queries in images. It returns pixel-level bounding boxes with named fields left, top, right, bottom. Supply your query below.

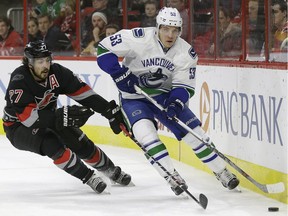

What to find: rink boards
left=0, top=59, right=286, bottom=203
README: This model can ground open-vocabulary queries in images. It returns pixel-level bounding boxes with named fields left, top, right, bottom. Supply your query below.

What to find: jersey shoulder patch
left=11, top=74, right=24, bottom=82
left=188, top=47, right=197, bottom=59
left=10, top=66, right=27, bottom=83
left=132, top=28, right=145, bottom=38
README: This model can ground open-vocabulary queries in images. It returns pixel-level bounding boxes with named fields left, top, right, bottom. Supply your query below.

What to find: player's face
left=30, top=57, right=51, bottom=81
left=159, top=25, right=180, bottom=48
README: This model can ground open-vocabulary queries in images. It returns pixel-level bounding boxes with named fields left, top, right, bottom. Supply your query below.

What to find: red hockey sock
left=84, top=147, right=101, bottom=166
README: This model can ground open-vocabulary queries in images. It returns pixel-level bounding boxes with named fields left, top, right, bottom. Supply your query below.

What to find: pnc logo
left=199, top=82, right=210, bottom=132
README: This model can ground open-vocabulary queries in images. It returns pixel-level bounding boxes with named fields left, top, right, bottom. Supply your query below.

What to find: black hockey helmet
left=24, top=40, right=52, bottom=60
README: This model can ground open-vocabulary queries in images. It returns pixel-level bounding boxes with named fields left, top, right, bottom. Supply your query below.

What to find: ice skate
left=104, top=166, right=132, bottom=186
left=165, top=170, right=188, bottom=196
left=86, top=172, right=107, bottom=193
left=214, top=168, right=239, bottom=190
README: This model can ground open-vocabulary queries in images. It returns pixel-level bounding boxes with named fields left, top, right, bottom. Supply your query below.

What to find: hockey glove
left=111, top=68, right=139, bottom=93
left=164, top=98, right=185, bottom=119
left=55, top=105, right=94, bottom=130
left=101, top=100, right=125, bottom=134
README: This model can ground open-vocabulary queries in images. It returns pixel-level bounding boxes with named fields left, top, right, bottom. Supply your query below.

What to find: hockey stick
left=119, top=124, right=208, bottom=209
left=134, top=85, right=285, bottom=194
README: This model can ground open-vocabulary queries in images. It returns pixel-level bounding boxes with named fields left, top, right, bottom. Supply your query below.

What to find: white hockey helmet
left=156, top=7, right=182, bottom=36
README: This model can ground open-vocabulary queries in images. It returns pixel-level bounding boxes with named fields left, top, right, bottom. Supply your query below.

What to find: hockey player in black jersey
left=2, top=40, right=131, bottom=194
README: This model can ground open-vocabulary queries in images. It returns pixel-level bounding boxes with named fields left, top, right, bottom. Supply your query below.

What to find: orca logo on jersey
left=199, top=82, right=210, bottom=132
left=139, top=68, right=168, bottom=88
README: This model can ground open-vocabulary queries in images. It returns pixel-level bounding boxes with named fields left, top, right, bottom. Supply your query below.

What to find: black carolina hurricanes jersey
left=4, top=63, right=96, bottom=128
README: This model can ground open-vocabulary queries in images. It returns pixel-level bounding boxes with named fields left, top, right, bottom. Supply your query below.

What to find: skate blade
left=111, top=181, right=135, bottom=187
left=232, top=186, right=242, bottom=193
left=110, top=180, right=135, bottom=187
left=100, top=185, right=111, bottom=195
left=126, top=181, right=135, bottom=187
left=178, top=192, right=189, bottom=199
left=100, top=190, right=111, bottom=195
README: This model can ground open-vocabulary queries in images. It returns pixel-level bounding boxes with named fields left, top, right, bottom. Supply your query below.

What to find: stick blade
left=199, top=193, right=208, bottom=209
left=265, top=182, right=285, bottom=194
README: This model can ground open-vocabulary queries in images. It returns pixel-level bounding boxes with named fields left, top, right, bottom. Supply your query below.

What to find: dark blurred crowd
left=0, top=0, right=287, bottom=60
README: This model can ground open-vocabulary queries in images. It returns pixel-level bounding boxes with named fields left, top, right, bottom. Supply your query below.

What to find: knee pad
left=182, top=126, right=209, bottom=149
left=133, top=119, right=159, bottom=144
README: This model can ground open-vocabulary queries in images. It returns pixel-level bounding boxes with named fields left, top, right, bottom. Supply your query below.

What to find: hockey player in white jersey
left=97, top=7, right=240, bottom=195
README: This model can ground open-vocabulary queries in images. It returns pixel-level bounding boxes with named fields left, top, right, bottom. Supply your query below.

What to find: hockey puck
left=268, top=207, right=279, bottom=212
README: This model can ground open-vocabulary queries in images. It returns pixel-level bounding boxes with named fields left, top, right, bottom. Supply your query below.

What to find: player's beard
left=31, top=68, right=49, bottom=82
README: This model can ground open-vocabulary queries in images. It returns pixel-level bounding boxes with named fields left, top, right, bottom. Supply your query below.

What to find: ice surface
left=0, top=135, right=286, bottom=216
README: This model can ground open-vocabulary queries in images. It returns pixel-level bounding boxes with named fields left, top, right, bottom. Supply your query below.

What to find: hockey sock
left=133, top=119, right=175, bottom=177
left=143, top=139, right=176, bottom=176
left=182, top=126, right=225, bottom=173
left=83, top=145, right=114, bottom=171
left=53, top=148, right=93, bottom=182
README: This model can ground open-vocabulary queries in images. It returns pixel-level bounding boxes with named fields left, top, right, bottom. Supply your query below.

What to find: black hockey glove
left=101, top=100, right=125, bottom=134
left=55, top=105, right=94, bottom=130
left=111, top=68, right=139, bottom=93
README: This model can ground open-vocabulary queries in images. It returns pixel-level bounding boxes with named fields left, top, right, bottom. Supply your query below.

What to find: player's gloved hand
left=111, top=68, right=139, bottom=93
left=55, top=105, right=94, bottom=130
left=101, top=100, right=125, bottom=134
left=164, top=98, right=185, bottom=119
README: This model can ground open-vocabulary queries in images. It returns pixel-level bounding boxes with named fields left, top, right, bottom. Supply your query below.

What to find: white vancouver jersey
left=98, top=27, right=198, bottom=99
